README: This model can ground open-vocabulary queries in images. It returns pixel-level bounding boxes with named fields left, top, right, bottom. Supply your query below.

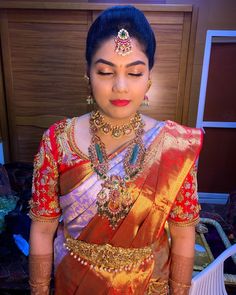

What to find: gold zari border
left=68, top=117, right=90, bottom=160
left=168, top=217, right=200, bottom=227
left=29, top=210, right=60, bottom=223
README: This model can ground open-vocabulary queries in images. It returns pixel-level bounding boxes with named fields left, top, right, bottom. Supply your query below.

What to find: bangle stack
left=146, top=279, right=169, bottom=295
left=29, top=279, right=51, bottom=287
left=29, top=280, right=51, bottom=295
left=169, top=278, right=191, bottom=289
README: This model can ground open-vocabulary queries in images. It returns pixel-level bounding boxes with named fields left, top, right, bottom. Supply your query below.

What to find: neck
left=97, top=109, right=138, bottom=126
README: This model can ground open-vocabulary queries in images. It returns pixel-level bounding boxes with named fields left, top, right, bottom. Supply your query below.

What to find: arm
left=168, top=164, right=200, bottom=294
left=29, top=197, right=60, bottom=295
left=29, top=125, right=61, bottom=295
left=29, top=219, right=59, bottom=295
left=169, top=224, right=195, bottom=295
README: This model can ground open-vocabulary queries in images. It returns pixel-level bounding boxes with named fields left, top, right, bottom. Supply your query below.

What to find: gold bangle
left=29, top=210, right=60, bottom=223
left=169, top=278, right=191, bottom=289
left=146, top=279, right=169, bottom=295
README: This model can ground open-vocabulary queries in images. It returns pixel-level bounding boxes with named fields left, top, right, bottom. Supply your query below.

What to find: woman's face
left=89, top=38, right=151, bottom=122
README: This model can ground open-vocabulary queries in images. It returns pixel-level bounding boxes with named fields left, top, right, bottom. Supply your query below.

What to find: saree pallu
left=54, top=120, right=203, bottom=295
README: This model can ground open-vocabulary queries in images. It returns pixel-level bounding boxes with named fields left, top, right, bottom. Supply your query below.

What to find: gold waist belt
left=64, top=237, right=154, bottom=273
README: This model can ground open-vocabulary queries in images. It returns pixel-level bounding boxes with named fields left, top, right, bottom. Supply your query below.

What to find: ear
left=86, top=65, right=90, bottom=80
left=148, top=69, right=153, bottom=81
left=146, top=70, right=152, bottom=92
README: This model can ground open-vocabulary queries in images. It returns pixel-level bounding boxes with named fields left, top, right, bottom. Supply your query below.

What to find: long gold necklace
left=90, top=110, right=144, bottom=138
left=88, top=112, right=146, bottom=229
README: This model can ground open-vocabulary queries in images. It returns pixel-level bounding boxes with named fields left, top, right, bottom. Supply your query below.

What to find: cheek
left=91, top=80, right=111, bottom=104
left=134, top=79, right=149, bottom=95
left=93, top=81, right=114, bottom=101
left=90, top=76, right=102, bottom=93
left=92, top=81, right=109, bottom=97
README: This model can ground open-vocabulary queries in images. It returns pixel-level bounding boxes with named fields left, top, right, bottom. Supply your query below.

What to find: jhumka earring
left=84, top=74, right=94, bottom=105
left=86, top=94, right=94, bottom=105
left=114, top=28, right=132, bottom=56
left=142, top=95, right=149, bottom=107
left=141, top=79, right=152, bottom=107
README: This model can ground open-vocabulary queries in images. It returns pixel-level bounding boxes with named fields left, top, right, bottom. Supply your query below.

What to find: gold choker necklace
left=90, top=110, right=145, bottom=139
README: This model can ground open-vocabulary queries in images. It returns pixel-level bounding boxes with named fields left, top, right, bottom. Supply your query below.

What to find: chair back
left=189, top=244, right=236, bottom=295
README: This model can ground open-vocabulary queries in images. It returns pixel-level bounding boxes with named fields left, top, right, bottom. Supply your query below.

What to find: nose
left=112, top=76, right=128, bottom=93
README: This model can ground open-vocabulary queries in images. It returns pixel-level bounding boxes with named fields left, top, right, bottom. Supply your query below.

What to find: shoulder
left=76, top=113, right=90, bottom=128
left=165, top=120, right=203, bottom=139
left=43, top=113, right=90, bottom=144
left=43, top=116, right=89, bottom=140
left=163, top=120, right=204, bottom=153
left=38, top=118, right=72, bottom=154
left=140, top=115, right=203, bottom=140
left=46, top=118, right=71, bottom=136
left=141, top=114, right=160, bottom=131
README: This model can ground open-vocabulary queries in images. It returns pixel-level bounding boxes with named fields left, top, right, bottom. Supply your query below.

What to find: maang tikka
left=115, top=28, right=132, bottom=56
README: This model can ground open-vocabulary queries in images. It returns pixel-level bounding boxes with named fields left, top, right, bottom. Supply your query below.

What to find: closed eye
left=128, top=73, right=143, bottom=77
left=97, top=71, right=113, bottom=76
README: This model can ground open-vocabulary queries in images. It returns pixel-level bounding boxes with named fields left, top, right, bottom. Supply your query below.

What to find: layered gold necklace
left=90, top=110, right=145, bottom=138
left=88, top=110, right=146, bottom=229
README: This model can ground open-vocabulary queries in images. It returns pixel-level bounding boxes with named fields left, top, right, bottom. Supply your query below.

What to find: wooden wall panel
left=144, top=22, right=183, bottom=120
left=0, top=56, right=8, bottom=148
left=0, top=3, right=194, bottom=162
left=1, top=10, right=91, bottom=161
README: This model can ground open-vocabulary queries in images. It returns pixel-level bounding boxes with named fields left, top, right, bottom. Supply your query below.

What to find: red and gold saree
left=29, top=118, right=203, bottom=294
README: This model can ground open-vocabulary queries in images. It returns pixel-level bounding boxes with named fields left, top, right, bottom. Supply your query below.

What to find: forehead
left=91, top=37, right=148, bottom=66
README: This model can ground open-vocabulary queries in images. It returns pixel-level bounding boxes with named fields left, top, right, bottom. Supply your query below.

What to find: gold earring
left=84, top=74, right=94, bottom=105
left=141, top=95, right=149, bottom=107
left=141, top=79, right=152, bottom=107
left=86, top=94, right=94, bottom=105
left=84, top=74, right=90, bottom=82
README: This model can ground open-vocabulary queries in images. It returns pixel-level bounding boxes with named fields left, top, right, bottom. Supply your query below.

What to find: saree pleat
left=112, top=163, right=159, bottom=247
left=56, top=255, right=90, bottom=294
left=75, top=263, right=153, bottom=295
left=55, top=121, right=203, bottom=294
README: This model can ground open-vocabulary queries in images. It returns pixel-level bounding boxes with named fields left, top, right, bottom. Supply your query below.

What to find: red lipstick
left=110, top=99, right=130, bottom=107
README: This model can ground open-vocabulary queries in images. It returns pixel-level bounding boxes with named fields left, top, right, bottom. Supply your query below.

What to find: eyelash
left=97, top=71, right=143, bottom=77
left=129, top=73, right=143, bottom=77
left=97, top=71, right=113, bottom=76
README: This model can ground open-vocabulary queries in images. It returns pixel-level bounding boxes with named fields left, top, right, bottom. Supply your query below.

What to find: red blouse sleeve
left=29, top=124, right=61, bottom=221
left=168, top=164, right=201, bottom=227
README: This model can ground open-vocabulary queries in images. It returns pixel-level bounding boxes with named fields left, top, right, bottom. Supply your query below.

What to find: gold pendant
left=96, top=175, right=133, bottom=229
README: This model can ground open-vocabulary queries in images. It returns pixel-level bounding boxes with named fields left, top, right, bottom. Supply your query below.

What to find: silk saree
left=29, top=118, right=203, bottom=295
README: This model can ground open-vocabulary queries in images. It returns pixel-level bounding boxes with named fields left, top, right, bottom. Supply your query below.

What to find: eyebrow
left=94, top=58, right=146, bottom=67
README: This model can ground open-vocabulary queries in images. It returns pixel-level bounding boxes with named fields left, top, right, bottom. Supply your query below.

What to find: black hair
left=86, top=5, right=156, bottom=69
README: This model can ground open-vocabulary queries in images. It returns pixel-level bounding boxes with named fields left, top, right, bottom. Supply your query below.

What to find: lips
left=110, top=99, right=130, bottom=107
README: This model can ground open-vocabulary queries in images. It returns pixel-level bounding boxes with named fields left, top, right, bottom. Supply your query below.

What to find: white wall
left=0, top=143, right=4, bottom=164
